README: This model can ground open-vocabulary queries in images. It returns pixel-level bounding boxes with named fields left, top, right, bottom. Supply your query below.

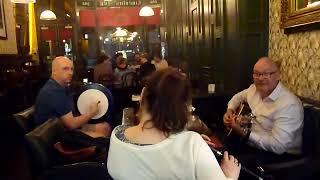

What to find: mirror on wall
left=281, top=0, right=320, bottom=31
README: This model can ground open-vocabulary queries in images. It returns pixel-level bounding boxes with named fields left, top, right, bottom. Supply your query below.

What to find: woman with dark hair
left=107, top=68, right=241, bottom=180
left=138, top=52, right=156, bottom=84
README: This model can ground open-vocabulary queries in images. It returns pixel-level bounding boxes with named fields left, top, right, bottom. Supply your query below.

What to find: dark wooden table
left=192, top=90, right=233, bottom=132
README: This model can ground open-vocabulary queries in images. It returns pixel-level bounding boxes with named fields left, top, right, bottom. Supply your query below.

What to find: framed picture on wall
left=0, top=0, right=7, bottom=39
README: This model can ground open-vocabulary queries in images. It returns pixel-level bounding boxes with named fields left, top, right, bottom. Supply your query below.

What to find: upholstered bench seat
left=261, top=100, right=320, bottom=179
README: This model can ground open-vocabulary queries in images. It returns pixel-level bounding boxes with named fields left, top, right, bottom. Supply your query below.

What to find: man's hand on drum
left=223, top=109, right=236, bottom=130
left=88, top=101, right=100, bottom=117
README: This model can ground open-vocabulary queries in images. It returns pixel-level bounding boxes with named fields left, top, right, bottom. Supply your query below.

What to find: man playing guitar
left=222, top=57, right=303, bottom=167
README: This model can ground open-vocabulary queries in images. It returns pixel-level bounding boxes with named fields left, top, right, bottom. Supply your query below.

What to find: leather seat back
left=25, top=118, right=65, bottom=175
left=13, top=105, right=35, bottom=133
left=302, top=104, right=320, bottom=157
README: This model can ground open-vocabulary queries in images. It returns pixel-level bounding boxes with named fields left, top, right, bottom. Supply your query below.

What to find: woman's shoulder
left=113, top=124, right=129, bottom=133
left=172, top=131, right=203, bottom=142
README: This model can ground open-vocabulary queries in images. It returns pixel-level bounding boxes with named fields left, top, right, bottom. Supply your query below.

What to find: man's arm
left=60, top=102, right=99, bottom=130
left=249, top=103, right=303, bottom=154
left=227, top=88, right=249, bottom=111
left=224, top=88, right=249, bottom=128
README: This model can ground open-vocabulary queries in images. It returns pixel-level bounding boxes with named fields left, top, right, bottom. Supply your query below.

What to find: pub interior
left=1, top=0, right=320, bottom=179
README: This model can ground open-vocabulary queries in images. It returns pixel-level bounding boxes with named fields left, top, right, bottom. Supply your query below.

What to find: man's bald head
left=253, top=57, right=280, bottom=98
left=254, top=57, right=279, bottom=72
left=51, top=56, right=74, bottom=86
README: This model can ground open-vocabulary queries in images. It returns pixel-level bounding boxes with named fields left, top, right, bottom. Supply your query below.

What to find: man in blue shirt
left=34, top=56, right=111, bottom=137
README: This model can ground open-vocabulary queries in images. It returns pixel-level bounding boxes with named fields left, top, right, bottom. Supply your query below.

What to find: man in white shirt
left=151, top=54, right=168, bottom=71
left=223, top=57, right=303, bottom=164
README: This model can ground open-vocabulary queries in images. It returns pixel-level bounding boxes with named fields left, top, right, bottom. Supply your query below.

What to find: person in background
left=94, top=54, right=114, bottom=87
left=130, top=52, right=142, bottom=70
left=113, top=57, right=134, bottom=88
left=151, top=53, right=168, bottom=71
left=107, top=68, right=241, bottom=180
left=223, top=57, right=303, bottom=164
left=178, top=60, right=189, bottom=75
left=111, top=52, right=123, bottom=69
left=139, top=52, right=155, bottom=83
left=34, top=56, right=112, bottom=138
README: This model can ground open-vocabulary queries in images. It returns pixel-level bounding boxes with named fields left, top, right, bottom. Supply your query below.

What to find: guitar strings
left=227, top=103, right=245, bottom=136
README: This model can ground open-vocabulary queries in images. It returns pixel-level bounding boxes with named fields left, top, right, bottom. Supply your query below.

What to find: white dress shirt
left=151, top=59, right=168, bottom=71
left=227, top=82, right=303, bottom=154
left=107, top=127, right=232, bottom=180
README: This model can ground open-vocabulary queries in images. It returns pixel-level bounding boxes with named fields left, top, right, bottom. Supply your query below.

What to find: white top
left=151, top=59, right=168, bottom=71
left=107, top=127, right=232, bottom=180
left=227, top=82, right=304, bottom=154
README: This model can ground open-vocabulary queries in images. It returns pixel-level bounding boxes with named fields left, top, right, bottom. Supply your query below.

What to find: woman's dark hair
left=115, top=52, right=123, bottom=59
left=97, top=54, right=109, bottom=64
left=142, top=68, right=192, bottom=136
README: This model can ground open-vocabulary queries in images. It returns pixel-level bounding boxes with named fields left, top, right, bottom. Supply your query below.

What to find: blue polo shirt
left=34, top=78, right=74, bottom=126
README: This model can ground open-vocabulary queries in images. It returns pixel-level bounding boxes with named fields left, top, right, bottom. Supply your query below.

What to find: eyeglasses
left=252, top=71, right=276, bottom=79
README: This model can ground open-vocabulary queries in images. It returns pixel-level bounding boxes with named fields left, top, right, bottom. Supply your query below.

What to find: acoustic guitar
left=226, top=102, right=255, bottom=136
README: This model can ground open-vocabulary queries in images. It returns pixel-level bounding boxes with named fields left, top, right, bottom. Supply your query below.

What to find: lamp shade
left=40, top=10, right=57, bottom=20
left=11, top=0, right=36, bottom=3
left=139, top=6, right=154, bottom=17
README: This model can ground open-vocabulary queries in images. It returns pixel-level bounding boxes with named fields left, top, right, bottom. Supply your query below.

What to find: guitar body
left=235, top=102, right=255, bottom=129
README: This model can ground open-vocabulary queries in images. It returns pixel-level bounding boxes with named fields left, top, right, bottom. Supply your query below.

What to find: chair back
left=302, top=104, right=320, bottom=157
left=25, top=118, right=65, bottom=175
left=261, top=102, right=320, bottom=179
left=13, top=105, right=35, bottom=133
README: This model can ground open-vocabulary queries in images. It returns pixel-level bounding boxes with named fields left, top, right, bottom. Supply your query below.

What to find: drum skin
left=77, top=83, right=113, bottom=123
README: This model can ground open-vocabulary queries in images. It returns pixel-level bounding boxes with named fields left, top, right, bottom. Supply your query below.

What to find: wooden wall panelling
left=162, top=0, right=269, bottom=92
left=190, top=0, right=199, bottom=67
left=213, top=0, right=225, bottom=88
left=238, top=0, right=269, bottom=89
left=186, top=0, right=193, bottom=60
left=202, top=0, right=211, bottom=66
left=223, top=0, right=242, bottom=91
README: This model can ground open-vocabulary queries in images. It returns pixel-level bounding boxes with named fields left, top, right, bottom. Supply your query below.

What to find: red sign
left=79, top=10, right=96, bottom=27
left=79, top=7, right=160, bottom=27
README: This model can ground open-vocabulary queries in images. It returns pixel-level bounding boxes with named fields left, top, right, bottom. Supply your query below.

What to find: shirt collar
left=49, top=78, right=66, bottom=89
left=267, top=81, right=282, bottom=101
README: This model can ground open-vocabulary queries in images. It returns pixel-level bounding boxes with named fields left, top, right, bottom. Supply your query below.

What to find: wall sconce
left=40, top=10, right=57, bottom=20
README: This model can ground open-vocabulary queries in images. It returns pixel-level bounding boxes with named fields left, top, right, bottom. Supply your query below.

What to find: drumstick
left=227, top=103, right=245, bottom=136
left=209, top=146, right=264, bottom=180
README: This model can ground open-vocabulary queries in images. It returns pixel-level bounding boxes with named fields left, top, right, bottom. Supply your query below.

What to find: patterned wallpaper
left=0, top=1, right=17, bottom=54
left=269, top=0, right=320, bottom=100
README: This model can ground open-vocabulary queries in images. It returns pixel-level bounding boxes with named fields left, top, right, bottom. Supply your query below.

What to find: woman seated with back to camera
left=107, top=68, right=241, bottom=180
